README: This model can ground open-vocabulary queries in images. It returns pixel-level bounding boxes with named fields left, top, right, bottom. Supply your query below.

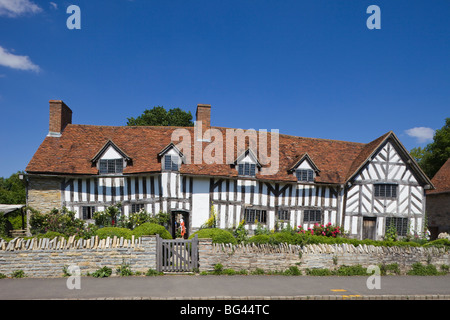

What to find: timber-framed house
left=25, top=100, right=434, bottom=240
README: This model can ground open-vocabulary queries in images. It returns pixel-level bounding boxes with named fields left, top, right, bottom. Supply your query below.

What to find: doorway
left=363, top=217, right=377, bottom=240
left=170, top=210, right=190, bottom=239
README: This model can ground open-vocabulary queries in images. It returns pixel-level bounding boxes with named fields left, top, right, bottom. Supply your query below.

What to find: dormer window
left=296, top=169, right=314, bottom=182
left=158, top=143, right=185, bottom=172
left=91, top=140, right=130, bottom=175
left=99, top=159, right=123, bottom=174
left=164, top=154, right=180, bottom=171
left=289, top=153, right=320, bottom=183
left=235, top=149, right=261, bottom=177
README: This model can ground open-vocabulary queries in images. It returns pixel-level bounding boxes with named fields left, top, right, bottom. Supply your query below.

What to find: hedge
left=132, top=222, right=172, bottom=239
left=189, top=228, right=237, bottom=244
left=95, top=227, right=133, bottom=240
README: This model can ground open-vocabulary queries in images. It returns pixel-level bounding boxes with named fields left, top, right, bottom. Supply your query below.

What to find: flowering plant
left=298, top=222, right=342, bottom=238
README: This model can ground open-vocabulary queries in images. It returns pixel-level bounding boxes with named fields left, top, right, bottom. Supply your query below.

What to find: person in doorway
left=180, top=218, right=186, bottom=239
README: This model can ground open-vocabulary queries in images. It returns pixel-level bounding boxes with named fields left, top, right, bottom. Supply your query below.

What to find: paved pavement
left=1, top=275, right=448, bottom=318
left=1, top=274, right=449, bottom=300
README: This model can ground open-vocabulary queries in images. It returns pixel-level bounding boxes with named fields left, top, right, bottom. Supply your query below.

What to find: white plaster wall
left=191, top=178, right=210, bottom=229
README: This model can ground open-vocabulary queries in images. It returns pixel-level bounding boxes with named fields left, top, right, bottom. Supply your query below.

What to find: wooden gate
left=156, top=234, right=198, bottom=272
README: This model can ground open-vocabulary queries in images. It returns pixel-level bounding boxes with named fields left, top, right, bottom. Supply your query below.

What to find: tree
left=0, top=171, right=26, bottom=204
left=410, top=118, right=450, bottom=179
left=126, top=106, right=194, bottom=127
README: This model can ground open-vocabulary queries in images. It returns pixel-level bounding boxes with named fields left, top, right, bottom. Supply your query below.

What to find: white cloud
left=405, top=127, right=435, bottom=143
left=0, top=0, right=42, bottom=17
left=49, top=2, right=57, bottom=10
left=0, top=45, right=40, bottom=72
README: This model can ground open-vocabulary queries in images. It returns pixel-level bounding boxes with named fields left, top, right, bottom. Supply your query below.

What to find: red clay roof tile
left=25, top=124, right=395, bottom=185
left=427, top=158, right=450, bottom=194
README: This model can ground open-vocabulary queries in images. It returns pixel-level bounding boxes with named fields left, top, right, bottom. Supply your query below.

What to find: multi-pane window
left=303, top=209, right=321, bottom=223
left=164, top=155, right=179, bottom=171
left=244, top=209, right=267, bottom=224
left=82, top=206, right=95, bottom=220
left=374, top=184, right=398, bottom=198
left=130, top=203, right=145, bottom=214
left=277, top=209, right=290, bottom=221
left=385, top=217, right=408, bottom=237
left=296, top=169, right=314, bottom=182
left=238, top=163, right=256, bottom=177
left=99, top=159, right=123, bottom=174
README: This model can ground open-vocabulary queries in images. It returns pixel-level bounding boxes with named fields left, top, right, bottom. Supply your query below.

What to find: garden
left=20, top=204, right=173, bottom=241
left=3, top=204, right=449, bottom=250
left=190, top=218, right=450, bottom=250
left=1, top=205, right=449, bottom=279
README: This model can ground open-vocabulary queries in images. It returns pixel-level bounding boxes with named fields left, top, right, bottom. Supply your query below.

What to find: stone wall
left=1, top=236, right=448, bottom=277
left=426, top=193, right=450, bottom=238
left=198, top=239, right=450, bottom=274
left=0, top=236, right=156, bottom=278
left=27, top=176, right=62, bottom=215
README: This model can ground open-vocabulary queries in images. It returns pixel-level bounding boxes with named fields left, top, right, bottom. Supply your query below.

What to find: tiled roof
left=427, top=158, right=450, bottom=194
left=25, top=124, right=403, bottom=185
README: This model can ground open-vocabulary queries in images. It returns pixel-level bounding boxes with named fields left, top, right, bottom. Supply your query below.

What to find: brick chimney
left=48, top=100, right=72, bottom=137
left=195, top=104, right=211, bottom=141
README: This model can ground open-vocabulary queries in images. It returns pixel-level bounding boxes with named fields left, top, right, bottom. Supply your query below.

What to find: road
left=0, top=274, right=449, bottom=300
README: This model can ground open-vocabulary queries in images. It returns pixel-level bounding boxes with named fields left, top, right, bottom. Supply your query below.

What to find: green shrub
left=95, top=227, right=133, bottom=240
left=423, top=239, right=450, bottom=248
left=247, top=234, right=271, bottom=245
left=0, top=273, right=6, bottom=279
left=251, top=268, right=265, bottom=275
left=132, top=222, right=172, bottom=239
left=11, top=270, right=26, bottom=278
left=248, top=231, right=304, bottom=246
left=118, top=210, right=170, bottom=229
left=189, top=228, right=237, bottom=244
left=223, top=268, right=237, bottom=275
left=379, top=263, right=401, bottom=275
left=232, top=220, right=248, bottom=243
left=407, top=262, right=443, bottom=276
left=93, top=204, right=121, bottom=227
left=335, top=265, right=367, bottom=276
left=91, top=266, right=112, bottom=278
left=305, top=268, right=333, bottom=276
left=213, top=263, right=224, bottom=274
left=116, top=260, right=133, bottom=276
left=36, top=231, right=67, bottom=239
left=284, top=266, right=301, bottom=276
left=29, top=207, right=85, bottom=236
left=146, top=268, right=163, bottom=276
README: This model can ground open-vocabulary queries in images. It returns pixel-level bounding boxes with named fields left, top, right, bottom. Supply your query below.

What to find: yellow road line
left=330, top=289, right=347, bottom=292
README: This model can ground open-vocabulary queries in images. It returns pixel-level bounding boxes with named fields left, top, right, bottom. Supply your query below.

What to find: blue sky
left=0, top=0, right=449, bottom=178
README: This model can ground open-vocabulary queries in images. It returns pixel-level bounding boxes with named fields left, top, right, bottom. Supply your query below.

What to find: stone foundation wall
left=0, top=236, right=156, bottom=278
left=0, top=236, right=448, bottom=278
left=198, top=239, right=450, bottom=274
left=27, top=176, right=62, bottom=214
